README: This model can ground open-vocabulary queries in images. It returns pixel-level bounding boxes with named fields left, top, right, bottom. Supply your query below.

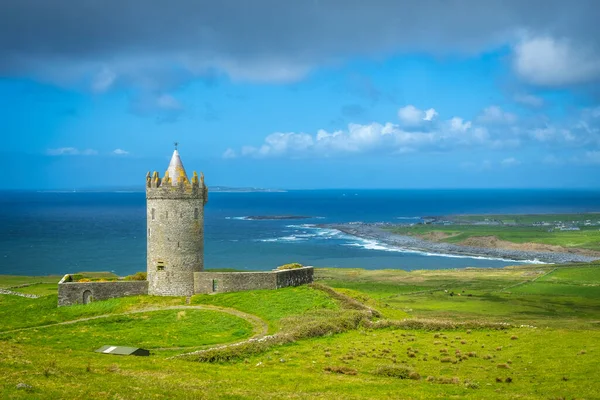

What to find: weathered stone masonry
left=194, top=266, right=314, bottom=294
left=146, top=149, right=208, bottom=297
left=57, top=274, right=148, bottom=307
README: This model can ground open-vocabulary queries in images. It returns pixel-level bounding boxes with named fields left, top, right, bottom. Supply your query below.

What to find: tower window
left=156, top=261, right=165, bottom=271
left=165, top=211, right=168, bottom=219
left=151, top=208, right=155, bottom=220
left=212, top=279, right=218, bottom=292
left=194, top=208, right=199, bottom=220
left=148, top=228, right=151, bottom=237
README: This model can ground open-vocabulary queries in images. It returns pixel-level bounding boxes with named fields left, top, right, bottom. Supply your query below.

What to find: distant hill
left=43, top=186, right=287, bottom=193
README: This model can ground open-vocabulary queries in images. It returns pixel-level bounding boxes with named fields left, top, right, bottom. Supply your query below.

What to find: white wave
left=257, top=235, right=308, bottom=243
left=225, top=216, right=250, bottom=220
left=342, top=238, right=546, bottom=264
left=396, top=216, right=422, bottom=220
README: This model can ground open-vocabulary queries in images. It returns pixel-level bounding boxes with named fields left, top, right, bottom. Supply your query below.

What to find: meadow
left=388, top=223, right=600, bottom=252
left=1, top=262, right=599, bottom=399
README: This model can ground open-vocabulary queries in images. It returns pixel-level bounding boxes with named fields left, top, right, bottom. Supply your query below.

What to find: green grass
left=388, top=224, right=600, bottom=251
left=451, top=212, right=600, bottom=225
left=1, top=327, right=598, bottom=399
left=191, top=285, right=339, bottom=332
left=0, top=294, right=187, bottom=332
left=11, top=283, right=59, bottom=296
left=1, top=263, right=600, bottom=398
left=0, top=309, right=253, bottom=351
left=0, top=275, right=62, bottom=289
left=316, top=265, right=600, bottom=329
left=538, top=265, right=600, bottom=283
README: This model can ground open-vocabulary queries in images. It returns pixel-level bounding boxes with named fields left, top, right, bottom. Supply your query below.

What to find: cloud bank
left=1, top=0, right=598, bottom=90
left=224, top=105, right=600, bottom=160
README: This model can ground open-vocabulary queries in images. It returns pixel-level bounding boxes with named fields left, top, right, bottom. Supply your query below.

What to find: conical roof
left=165, top=149, right=189, bottom=186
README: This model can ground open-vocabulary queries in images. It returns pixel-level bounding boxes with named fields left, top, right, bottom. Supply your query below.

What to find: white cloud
left=156, top=94, right=182, bottom=110
left=91, top=66, right=117, bottom=93
left=397, top=105, right=438, bottom=126
left=112, top=148, right=129, bottom=155
left=222, top=148, right=237, bottom=159
left=514, top=93, right=544, bottom=108
left=227, top=103, right=600, bottom=160
left=449, top=117, right=472, bottom=132
left=423, top=108, right=438, bottom=121
left=477, top=106, right=517, bottom=124
left=47, top=147, right=98, bottom=156
left=583, top=151, right=600, bottom=164
left=513, top=34, right=600, bottom=86
left=501, top=157, right=521, bottom=167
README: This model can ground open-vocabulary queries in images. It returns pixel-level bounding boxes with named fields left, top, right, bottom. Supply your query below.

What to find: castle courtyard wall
left=193, top=266, right=314, bottom=294
left=58, top=275, right=148, bottom=307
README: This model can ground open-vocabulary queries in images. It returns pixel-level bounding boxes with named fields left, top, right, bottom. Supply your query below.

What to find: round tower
left=146, top=147, right=208, bottom=296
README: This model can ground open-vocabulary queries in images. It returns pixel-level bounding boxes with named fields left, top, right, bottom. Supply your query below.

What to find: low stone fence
left=194, top=266, right=314, bottom=294
left=58, top=275, right=148, bottom=307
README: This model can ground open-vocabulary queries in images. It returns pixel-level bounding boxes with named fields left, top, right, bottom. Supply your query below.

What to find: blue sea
left=1, top=189, right=599, bottom=276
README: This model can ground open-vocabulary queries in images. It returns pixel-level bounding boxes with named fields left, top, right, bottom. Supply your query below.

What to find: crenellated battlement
left=146, top=170, right=208, bottom=202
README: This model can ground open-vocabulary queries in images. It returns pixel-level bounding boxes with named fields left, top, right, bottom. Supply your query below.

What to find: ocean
left=1, top=189, right=599, bottom=276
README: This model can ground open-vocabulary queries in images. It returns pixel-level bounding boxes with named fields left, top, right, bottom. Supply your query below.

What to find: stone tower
left=146, top=147, right=208, bottom=296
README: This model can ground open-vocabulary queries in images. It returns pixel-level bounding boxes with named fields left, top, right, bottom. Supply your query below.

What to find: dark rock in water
left=245, top=215, right=312, bottom=220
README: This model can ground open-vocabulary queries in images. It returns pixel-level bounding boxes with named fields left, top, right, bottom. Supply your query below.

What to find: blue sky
left=1, top=1, right=599, bottom=189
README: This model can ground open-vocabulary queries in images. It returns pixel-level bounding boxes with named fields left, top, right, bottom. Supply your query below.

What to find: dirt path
left=0, top=305, right=269, bottom=351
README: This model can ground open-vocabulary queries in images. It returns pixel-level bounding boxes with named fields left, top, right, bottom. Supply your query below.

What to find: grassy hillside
left=388, top=224, right=600, bottom=252
left=1, top=264, right=599, bottom=399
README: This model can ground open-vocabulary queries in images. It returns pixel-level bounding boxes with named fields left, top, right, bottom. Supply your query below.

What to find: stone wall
left=58, top=275, right=148, bottom=307
left=194, top=266, right=314, bottom=294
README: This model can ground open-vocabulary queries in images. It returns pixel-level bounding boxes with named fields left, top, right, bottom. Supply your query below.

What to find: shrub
left=124, top=272, right=147, bottom=281
left=276, top=263, right=304, bottom=271
left=374, top=364, right=415, bottom=379
left=324, top=366, right=357, bottom=375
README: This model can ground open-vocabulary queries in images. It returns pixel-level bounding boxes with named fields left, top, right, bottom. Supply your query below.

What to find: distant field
left=1, top=263, right=600, bottom=399
left=388, top=224, right=600, bottom=252
left=447, top=213, right=600, bottom=224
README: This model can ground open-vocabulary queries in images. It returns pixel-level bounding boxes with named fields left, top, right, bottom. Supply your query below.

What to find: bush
left=374, top=364, right=415, bottom=379
left=276, top=263, right=304, bottom=271
left=124, top=272, right=147, bottom=281
left=324, top=366, right=357, bottom=375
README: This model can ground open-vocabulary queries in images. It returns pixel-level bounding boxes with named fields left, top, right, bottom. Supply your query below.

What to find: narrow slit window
left=151, top=208, right=155, bottom=220
left=148, top=228, right=151, bottom=237
left=165, top=211, right=168, bottom=219
left=194, top=208, right=199, bottom=220
left=212, top=279, right=218, bottom=292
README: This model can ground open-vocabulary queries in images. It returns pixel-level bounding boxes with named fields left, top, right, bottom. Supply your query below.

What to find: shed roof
left=95, top=345, right=150, bottom=356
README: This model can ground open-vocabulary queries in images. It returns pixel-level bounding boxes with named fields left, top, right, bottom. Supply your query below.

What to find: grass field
left=388, top=224, right=600, bottom=252
left=447, top=213, right=600, bottom=225
left=1, top=264, right=599, bottom=399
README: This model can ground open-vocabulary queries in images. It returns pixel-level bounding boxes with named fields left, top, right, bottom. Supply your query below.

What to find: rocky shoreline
left=325, top=223, right=598, bottom=264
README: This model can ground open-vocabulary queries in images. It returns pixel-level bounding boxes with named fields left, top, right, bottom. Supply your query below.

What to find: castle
left=57, top=147, right=313, bottom=306
left=146, top=148, right=208, bottom=296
